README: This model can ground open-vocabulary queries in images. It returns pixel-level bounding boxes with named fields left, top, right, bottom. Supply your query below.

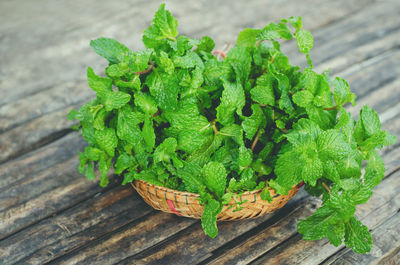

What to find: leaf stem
left=278, top=128, right=289, bottom=134
left=133, top=62, right=155, bottom=75
left=211, top=120, right=219, bottom=135
left=322, top=182, right=331, bottom=193
left=212, top=50, right=227, bottom=59
left=151, top=110, right=161, bottom=117
left=323, top=105, right=338, bottom=111
left=251, top=128, right=260, bottom=151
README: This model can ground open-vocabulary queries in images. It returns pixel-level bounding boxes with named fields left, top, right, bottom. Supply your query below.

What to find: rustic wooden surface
left=0, top=0, right=399, bottom=264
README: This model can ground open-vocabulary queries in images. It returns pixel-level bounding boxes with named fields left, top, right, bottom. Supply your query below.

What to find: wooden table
left=1, top=0, right=399, bottom=264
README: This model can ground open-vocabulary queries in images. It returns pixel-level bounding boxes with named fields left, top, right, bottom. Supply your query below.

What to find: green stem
left=211, top=120, right=219, bottom=135
left=251, top=128, right=260, bottom=151
left=324, top=105, right=338, bottom=111
left=133, top=62, right=154, bottom=75
left=322, top=182, right=331, bottom=193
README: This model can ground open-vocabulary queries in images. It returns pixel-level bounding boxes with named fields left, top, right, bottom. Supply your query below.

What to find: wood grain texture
left=52, top=211, right=198, bottom=265
left=323, top=213, right=400, bottom=265
left=0, top=0, right=371, bottom=124
left=248, top=169, right=400, bottom=265
left=0, top=187, right=152, bottom=265
left=0, top=0, right=399, bottom=264
left=0, top=0, right=381, bottom=164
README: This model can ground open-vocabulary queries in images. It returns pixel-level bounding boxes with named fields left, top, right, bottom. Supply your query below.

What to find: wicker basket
left=132, top=180, right=303, bottom=221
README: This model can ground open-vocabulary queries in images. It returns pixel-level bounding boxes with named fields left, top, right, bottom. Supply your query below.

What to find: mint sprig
left=68, top=4, right=396, bottom=251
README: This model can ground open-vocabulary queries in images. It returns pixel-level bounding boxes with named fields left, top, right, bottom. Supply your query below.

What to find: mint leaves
left=68, top=4, right=396, bottom=252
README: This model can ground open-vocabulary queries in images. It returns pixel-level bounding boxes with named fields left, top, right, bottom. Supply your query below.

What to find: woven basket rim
left=132, top=179, right=303, bottom=199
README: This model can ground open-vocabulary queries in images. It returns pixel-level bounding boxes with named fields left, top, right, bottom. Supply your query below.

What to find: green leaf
left=364, top=150, right=385, bottom=188
left=87, top=67, right=112, bottom=96
left=293, top=90, right=314, bottom=108
left=260, top=187, right=272, bottom=202
left=285, top=118, right=321, bottom=147
left=203, top=59, right=230, bottom=87
left=275, top=145, right=323, bottom=188
left=201, top=198, right=222, bottom=238
left=317, top=130, right=353, bottom=161
left=257, top=22, right=293, bottom=41
left=134, top=92, right=158, bottom=115
left=203, top=161, right=227, bottom=197
left=195, top=36, right=215, bottom=53
left=239, top=168, right=257, bottom=190
left=142, top=4, right=178, bottom=49
left=238, top=146, right=253, bottom=170
left=173, top=51, right=203, bottom=69
left=190, top=66, right=204, bottom=89
left=359, top=131, right=393, bottom=152
left=216, top=79, right=245, bottom=125
left=146, top=71, right=179, bottom=111
left=157, top=51, right=175, bottom=74
left=163, top=98, right=210, bottom=131
left=242, top=104, right=266, bottom=140
left=333, top=77, right=356, bottom=106
left=282, top=16, right=302, bottom=30
left=360, top=105, right=382, bottom=138
left=236, top=28, right=261, bottom=47
left=344, top=216, right=373, bottom=253
left=177, top=162, right=203, bottom=193
left=103, top=91, right=131, bottom=111
left=78, top=152, right=88, bottom=174
left=94, top=128, right=118, bottom=157
left=106, top=63, right=129, bottom=78
left=295, top=30, right=313, bottom=54
left=177, top=130, right=209, bottom=153
left=250, top=73, right=275, bottom=106
left=117, top=105, right=143, bottom=145
left=99, top=155, right=112, bottom=187
left=130, top=49, right=153, bottom=72
left=153, top=137, right=179, bottom=163
left=306, top=106, right=336, bottom=130
left=93, top=108, right=108, bottom=130
left=115, top=153, right=137, bottom=175
left=142, top=115, right=155, bottom=150
left=67, top=109, right=78, bottom=121
left=115, top=75, right=141, bottom=91
left=298, top=205, right=345, bottom=246
left=90, top=37, right=130, bottom=64
left=83, top=146, right=105, bottom=161
left=219, top=123, right=244, bottom=146
left=85, top=162, right=96, bottom=180
left=225, top=46, right=252, bottom=83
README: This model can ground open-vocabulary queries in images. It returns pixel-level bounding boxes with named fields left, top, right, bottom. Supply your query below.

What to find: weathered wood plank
left=53, top=191, right=309, bottom=265
left=285, top=0, right=400, bottom=71
left=0, top=173, right=115, bottom=241
left=0, top=186, right=152, bottom=265
left=0, top=0, right=371, bottom=106
left=109, top=100, right=400, bottom=264
left=0, top=104, right=80, bottom=163
left=203, top=196, right=322, bottom=265
left=247, top=169, right=400, bottom=265
left=0, top=132, right=121, bottom=240
left=0, top=39, right=398, bottom=265
left=323, top=212, right=400, bottom=265
left=0, top=0, right=385, bottom=135
left=130, top=162, right=400, bottom=265
left=2, top=47, right=399, bottom=167
left=0, top=133, right=85, bottom=189
left=0, top=0, right=389, bottom=166
left=51, top=211, right=199, bottom=265
left=0, top=80, right=92, bottom=132
left=2, top=119, right=398, bottom=265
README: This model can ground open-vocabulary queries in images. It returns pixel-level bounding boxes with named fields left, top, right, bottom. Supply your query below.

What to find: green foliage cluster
left=68, top=4, right=395, bottom=253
